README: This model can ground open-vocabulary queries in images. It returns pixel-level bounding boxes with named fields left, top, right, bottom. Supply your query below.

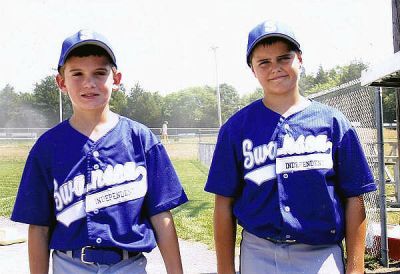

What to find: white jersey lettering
left=243, top=134, right=333, bottom=185
left=54, top=161, right=147, bottom=226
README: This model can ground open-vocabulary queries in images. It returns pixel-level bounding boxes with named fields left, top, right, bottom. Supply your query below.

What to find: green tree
left=164, top=86, right=217, bottom=127
left=336, top=60, right=367, bottom=84
left=219, top=83, right=240, bottom=122
left=0, top=84, right=19, bottom=127
left=314, top=65, right=329, bottom=85
left=126, top=83, right=163, bottom=127
left=110, top=89, right=128, bottom=116
left=32, top=75, right=64, bottom=126
left=382, top=88, right=396, bottom=123
left=300, top=60, right=368, bottom=95
left=241, top=88, right=263, bottom=106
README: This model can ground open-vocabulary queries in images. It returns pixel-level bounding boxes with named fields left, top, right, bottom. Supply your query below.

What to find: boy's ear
left=113, top=70, right=122, bottom=86
left=55, top=74, right=68, bottom=94
left=296, top=52, right=303, bottom=66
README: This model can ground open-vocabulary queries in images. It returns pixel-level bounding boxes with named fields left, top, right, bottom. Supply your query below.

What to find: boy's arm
left=345, top=195, right=366, bottom=274
left=150, top=211, right=183, bottom=274
left=214, top=194, right=236, bottom=274
left=28, top=224, right=50, bottom=274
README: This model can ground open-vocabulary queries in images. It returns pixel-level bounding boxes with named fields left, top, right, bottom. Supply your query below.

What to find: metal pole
left=211, top=46, right=222, bottom=127
left=375, top=87, right=389, bottom=267
left=59, top=90, right=63, bottom=123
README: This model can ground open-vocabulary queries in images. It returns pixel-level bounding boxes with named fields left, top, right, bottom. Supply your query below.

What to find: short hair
left=248, top=37, right=302, bottom=67
left=59, top=44, right=115, bottom=74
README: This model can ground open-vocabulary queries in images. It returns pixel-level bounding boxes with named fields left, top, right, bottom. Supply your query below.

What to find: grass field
left=171, top=160, right=216, bottom=247
left=0, top=141, right=32, bottom=217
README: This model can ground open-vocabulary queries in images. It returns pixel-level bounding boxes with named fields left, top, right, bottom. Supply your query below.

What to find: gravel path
left=0, top=220, right=239, bottom=274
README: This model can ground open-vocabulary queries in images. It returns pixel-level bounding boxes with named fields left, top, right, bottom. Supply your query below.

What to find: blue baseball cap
left=57, top=29, right=117, bottom=71
left=246, top=20, right=301, bottom=66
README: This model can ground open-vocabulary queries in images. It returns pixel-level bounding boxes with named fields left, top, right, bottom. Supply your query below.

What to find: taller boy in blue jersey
left=205, top=20, right=376, bottom=274
left=12, top=30, right=188, bottom=274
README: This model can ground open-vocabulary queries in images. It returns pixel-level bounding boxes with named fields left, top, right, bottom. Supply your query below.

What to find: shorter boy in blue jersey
left=11, top=30, right=188, bottom=274
left=205, top=20, right=377, bottom=274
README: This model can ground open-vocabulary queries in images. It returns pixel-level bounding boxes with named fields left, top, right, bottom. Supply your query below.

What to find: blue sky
left=0, top=0, right=393, bottom=95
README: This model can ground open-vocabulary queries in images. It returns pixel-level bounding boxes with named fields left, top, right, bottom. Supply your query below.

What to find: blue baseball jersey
left=12, top=116, right=188, bottom=252
left=205, top=99, right=376, bottom=245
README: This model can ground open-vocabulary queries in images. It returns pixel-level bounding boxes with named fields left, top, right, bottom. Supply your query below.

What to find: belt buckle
left=81, top=246, right=95, bottom=264
left=266, top=237, right=296, bottom=244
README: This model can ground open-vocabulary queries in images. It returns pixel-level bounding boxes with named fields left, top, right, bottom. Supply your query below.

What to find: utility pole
left=393, top=0, right=400, bottom=194
left=59, top=90, right=63, bottom=123
left=211, top=46, right=222, bottom=127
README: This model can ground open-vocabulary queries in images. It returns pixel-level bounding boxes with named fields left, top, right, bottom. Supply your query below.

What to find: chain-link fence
left=309, top=79, right=383, bottom=259
left=198, top=79, right=388, bottom=260
left=149, top=128, right=219, bottom=143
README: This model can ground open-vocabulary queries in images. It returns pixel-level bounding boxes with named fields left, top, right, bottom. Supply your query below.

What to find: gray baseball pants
left=240, top=230, right=345, bottom=274
left=52, top=250, right=147, bottom=274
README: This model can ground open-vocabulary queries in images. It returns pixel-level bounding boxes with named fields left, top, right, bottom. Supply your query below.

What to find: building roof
left=361, top=51, right=400, bottom=87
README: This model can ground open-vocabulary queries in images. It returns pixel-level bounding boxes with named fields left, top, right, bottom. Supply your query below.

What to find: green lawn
left=0, top=159, right=25, bottom=216
left=171, top=159, right=242, bottom=249
left=171, top=160, right=214, bottom=246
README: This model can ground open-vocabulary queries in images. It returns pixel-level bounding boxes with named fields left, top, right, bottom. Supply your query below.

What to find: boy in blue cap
left=205, top=20, right=376, bottom=273
left=12, top=29, right=188, bottom=274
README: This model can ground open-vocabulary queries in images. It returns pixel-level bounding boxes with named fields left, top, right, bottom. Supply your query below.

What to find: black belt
left=59, top=246, right=141, bottom=265
left=265, top=237, right=297, bottom=244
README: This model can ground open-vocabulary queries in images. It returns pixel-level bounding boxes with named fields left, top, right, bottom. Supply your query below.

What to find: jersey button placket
left=86, top=145, right=97, bottom=244
left=276, top=121, right=293, bottom=242
left=284, top=123, right=290, bottom=131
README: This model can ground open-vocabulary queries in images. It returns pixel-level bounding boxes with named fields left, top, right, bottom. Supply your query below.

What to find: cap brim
left=246, top=33, right=301, bottom=66
left=58, top=40, right=117, bottom=70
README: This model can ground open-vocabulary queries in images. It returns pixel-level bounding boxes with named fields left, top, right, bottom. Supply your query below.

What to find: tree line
left=0, top=60, right=395, bottom=128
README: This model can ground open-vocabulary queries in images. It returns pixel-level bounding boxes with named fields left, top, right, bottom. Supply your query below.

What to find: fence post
left=396, top=159, right=400, bottom=203
left=375, top=87, right=389, bottom=267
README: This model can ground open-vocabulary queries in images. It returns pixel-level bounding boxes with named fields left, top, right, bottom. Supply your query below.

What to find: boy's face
left=250, top=40, right=302, bottom=97
left=56, top=55, right=121, bottom=113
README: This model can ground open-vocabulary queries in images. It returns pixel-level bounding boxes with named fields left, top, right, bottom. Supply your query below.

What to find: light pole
left=211, top=46, right=222, bottom=127
left=59, top=89, right=63, bottom=123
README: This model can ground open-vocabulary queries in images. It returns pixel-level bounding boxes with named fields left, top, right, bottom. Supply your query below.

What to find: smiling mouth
left=269, top=75, right=288, bottom=81
left=81, top=93, right=99, bottom=98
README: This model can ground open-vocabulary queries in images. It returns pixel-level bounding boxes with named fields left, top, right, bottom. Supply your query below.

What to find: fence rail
left=0, top=127, right=220, bottom=143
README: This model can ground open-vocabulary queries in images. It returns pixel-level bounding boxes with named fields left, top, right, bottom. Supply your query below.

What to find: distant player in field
left=205, top=19, right=377, bottom=274
left=11, top=29, right=187, bottom=274
left=161, top=121, right=169, bottom=143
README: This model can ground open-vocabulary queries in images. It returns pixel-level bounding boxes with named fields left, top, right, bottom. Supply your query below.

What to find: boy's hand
left=345, top=195, right=366, bottom=274
left=214, top=194, right=236, bottom=274
left=28, top=225, right=50, bottom=274
left=150, top=211, right=183, bottom=274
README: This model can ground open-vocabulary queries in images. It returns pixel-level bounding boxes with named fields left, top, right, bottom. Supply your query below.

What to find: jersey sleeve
left=144, top=143, right=188, bottom=216
left=11, top=148, right=54, bottom=226
left=335, top=126, right=377, bottom=197
left=204, top=124, right=242, bottom=197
